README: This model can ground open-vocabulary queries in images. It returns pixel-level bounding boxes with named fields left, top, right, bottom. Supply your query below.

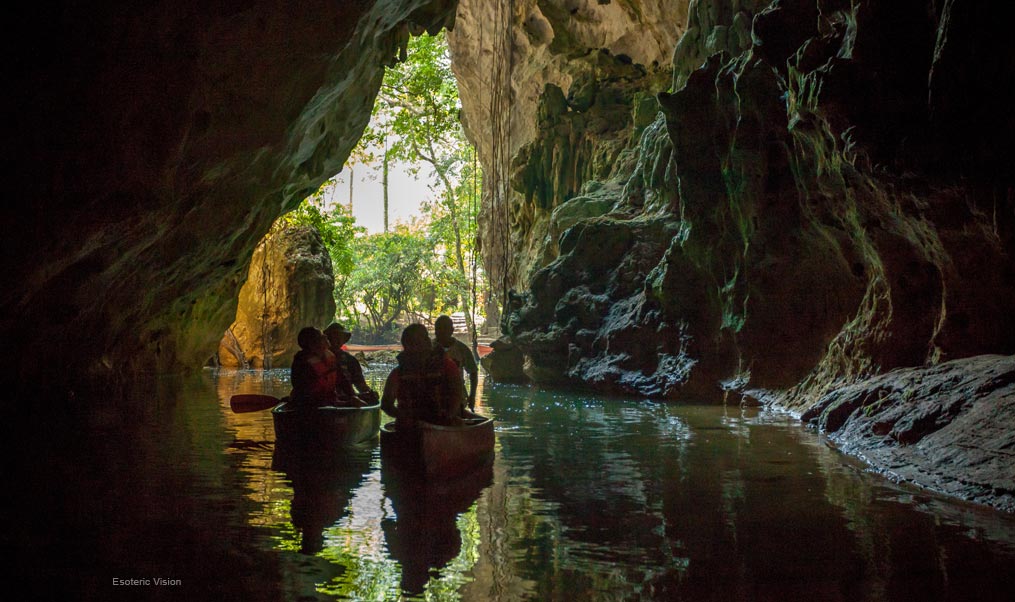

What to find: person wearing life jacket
left=381, top=323, right=463, bottom=428
left=432, top=315, right=478, bottom=412
left=289, top=326, right=340, bottom=408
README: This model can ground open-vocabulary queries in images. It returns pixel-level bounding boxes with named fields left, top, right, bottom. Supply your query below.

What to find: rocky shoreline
left=789, top=354, right=1015, bottom=513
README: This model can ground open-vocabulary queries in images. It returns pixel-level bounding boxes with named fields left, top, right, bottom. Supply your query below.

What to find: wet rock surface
left=480, top=338, right=528, bottom=384
left=800, top=355, right=1015, bottom=512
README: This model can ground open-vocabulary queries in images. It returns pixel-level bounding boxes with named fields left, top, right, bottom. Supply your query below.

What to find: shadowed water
left=14, top=366, right=1015, bottom=601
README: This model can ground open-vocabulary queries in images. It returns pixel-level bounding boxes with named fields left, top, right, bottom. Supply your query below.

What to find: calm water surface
left=19, top=366, right=1015, bottom=601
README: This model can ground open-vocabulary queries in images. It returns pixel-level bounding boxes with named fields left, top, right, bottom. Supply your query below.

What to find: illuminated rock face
left=801, top=354, right=1015, bottom=512
left=216, top=226, right=336, bottom=370
left=3, top=0, right=457, bottom=395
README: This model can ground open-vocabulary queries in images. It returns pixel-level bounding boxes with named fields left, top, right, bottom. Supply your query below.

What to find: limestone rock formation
left=217, top=225, right=336, bottom=370
left=800, top=355, right=1015, bottom=512
left=452, top=0, right=1015, bottom=509
left=448, top=0, right=688, bottom=293
left=480, top=338, right=528, bottom=383
left=3, top=0, right=457, bottom=397
left=456, top=0, right=1015, bottom=400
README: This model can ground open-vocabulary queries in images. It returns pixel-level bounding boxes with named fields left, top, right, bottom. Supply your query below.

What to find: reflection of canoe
left=380, top=455, right=493, bottom=592
left=380, top=414, right=494, bottom=479
left=272, top=401, right=381, bottom=451
left=272, top=445, right=374, bottom=554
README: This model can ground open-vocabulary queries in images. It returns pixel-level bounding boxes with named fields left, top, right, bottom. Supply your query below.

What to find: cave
left=5, top=0, right=1015, bottom=599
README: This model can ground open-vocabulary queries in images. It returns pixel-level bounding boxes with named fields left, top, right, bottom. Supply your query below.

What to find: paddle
left=230, top=393, right=282, bottom=413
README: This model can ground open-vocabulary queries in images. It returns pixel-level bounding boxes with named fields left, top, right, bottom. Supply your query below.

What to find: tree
left=366, top=31, right=483, bottom=351
left=343, top=226, right=438, bottom=340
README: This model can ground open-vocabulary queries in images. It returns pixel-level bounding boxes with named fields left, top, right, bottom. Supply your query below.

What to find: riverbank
left=770, top=354, right=1015, bottom=513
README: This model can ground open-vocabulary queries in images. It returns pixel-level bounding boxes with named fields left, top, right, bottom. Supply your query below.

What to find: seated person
left=324, top=321, right=378, bottom=405
left=289, top=326, right=339, bottom=408
left=432, top=314, right=478, bottom=412
left=381, top=323, right=464, bottom=428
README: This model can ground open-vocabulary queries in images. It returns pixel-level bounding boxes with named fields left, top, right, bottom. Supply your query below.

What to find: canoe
left=380, top=413, right=494, bottom=480
left=272, top=400, right=381, bottom=451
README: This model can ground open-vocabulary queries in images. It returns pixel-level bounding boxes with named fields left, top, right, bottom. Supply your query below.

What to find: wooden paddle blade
left=230, top=394, right=280, bottom=413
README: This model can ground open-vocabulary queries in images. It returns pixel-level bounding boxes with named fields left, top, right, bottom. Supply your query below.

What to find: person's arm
left=380, top=370, right=399, bottom=418
left=348, top=356, right=374, bottom=397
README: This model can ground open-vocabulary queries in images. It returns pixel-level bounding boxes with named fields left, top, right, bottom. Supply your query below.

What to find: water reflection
left=19, top=367, right=1015, bottom=601
left=272, top=445, right=373, bottom=555
left=382, top=461, right=493, bottom=594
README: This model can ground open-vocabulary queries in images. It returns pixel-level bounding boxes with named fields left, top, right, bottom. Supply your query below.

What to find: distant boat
left=380, top=413, right=495, bottom=480
left=343, top=343, right=494, bottom=357
left=272, top=400, right=381, bottom=454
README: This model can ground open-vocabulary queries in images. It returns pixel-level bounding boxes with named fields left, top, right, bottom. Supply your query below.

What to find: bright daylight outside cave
left=5, top=1, right=1015, bottom=601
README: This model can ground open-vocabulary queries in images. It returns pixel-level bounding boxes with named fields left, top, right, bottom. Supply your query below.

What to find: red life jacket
left=291, top=350, right=338, bottom=405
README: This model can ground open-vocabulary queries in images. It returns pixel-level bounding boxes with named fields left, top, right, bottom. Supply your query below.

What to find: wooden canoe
left=380, top=413, right=495, bottom=480
left=272, top=400, right=381, bottom=451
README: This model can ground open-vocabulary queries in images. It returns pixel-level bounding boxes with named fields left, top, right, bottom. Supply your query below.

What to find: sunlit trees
left=364, top=31, right=483, bottom=349
left=281, top=32, right=486, bottom=344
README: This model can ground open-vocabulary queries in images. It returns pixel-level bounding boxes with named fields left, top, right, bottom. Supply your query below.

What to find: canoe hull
left=381, top=415, right=494, bottom=480
left=272, top=402, right=381, bottom=451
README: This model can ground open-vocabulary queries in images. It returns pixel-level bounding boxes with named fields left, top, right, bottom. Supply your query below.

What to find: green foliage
left=279, top=32, right=488, bottom=342
left=356, top=31, right=487, bottom=339
left=341, top=226, right=438, bottom=340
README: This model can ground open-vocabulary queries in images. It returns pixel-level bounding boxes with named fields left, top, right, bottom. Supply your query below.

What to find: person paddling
left=289, top=327, right=340, bottom=408
left=381, top=323, right=463, bottom=428
left=433, top=315, right=478, bottom=412
left=324, top=322, right=378, bottom=405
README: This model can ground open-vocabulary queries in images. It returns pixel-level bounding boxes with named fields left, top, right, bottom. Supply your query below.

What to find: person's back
left=391, top=349, right=446, bottom=422
left=290, top=327, right=339, bottom=408
left=433, top=315, right=478, bottom=412
left=382, top=324, right=464, bottom=427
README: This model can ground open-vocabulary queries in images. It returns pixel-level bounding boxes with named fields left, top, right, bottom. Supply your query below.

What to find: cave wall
left=5, top=0, right=1013, bottom=410
left=454, top=0, right=1015, bottom=400
left=2, top=0, right=457, bottom=397
left=448, top=0, right=689, bottom=300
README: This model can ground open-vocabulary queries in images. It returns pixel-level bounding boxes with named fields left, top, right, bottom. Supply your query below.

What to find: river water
left=17, top=365, right=1015, bottom=601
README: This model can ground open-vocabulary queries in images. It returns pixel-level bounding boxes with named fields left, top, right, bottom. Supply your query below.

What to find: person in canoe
left=432, top=314, right=479, bottom=412
left=289, top=326, right=341, bottom=408
left=381, top=323, right=464, bottom=428
left=324, top=321, right=378, bottom=405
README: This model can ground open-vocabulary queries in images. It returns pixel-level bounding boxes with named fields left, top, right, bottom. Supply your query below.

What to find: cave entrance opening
left=214, top=29, right=490, bottom=369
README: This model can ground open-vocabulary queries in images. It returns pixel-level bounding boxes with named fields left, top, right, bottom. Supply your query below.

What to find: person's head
left=323, top=322, right=352, bottom=349
left=434, top=315, right=454, bottom=345
left=297, top=327, right=327, bottom=353
left=401, top=323, right=431, bottom=353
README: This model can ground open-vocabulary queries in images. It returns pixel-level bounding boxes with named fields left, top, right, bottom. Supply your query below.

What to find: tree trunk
left=383, top=140, right=389, bottom=233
